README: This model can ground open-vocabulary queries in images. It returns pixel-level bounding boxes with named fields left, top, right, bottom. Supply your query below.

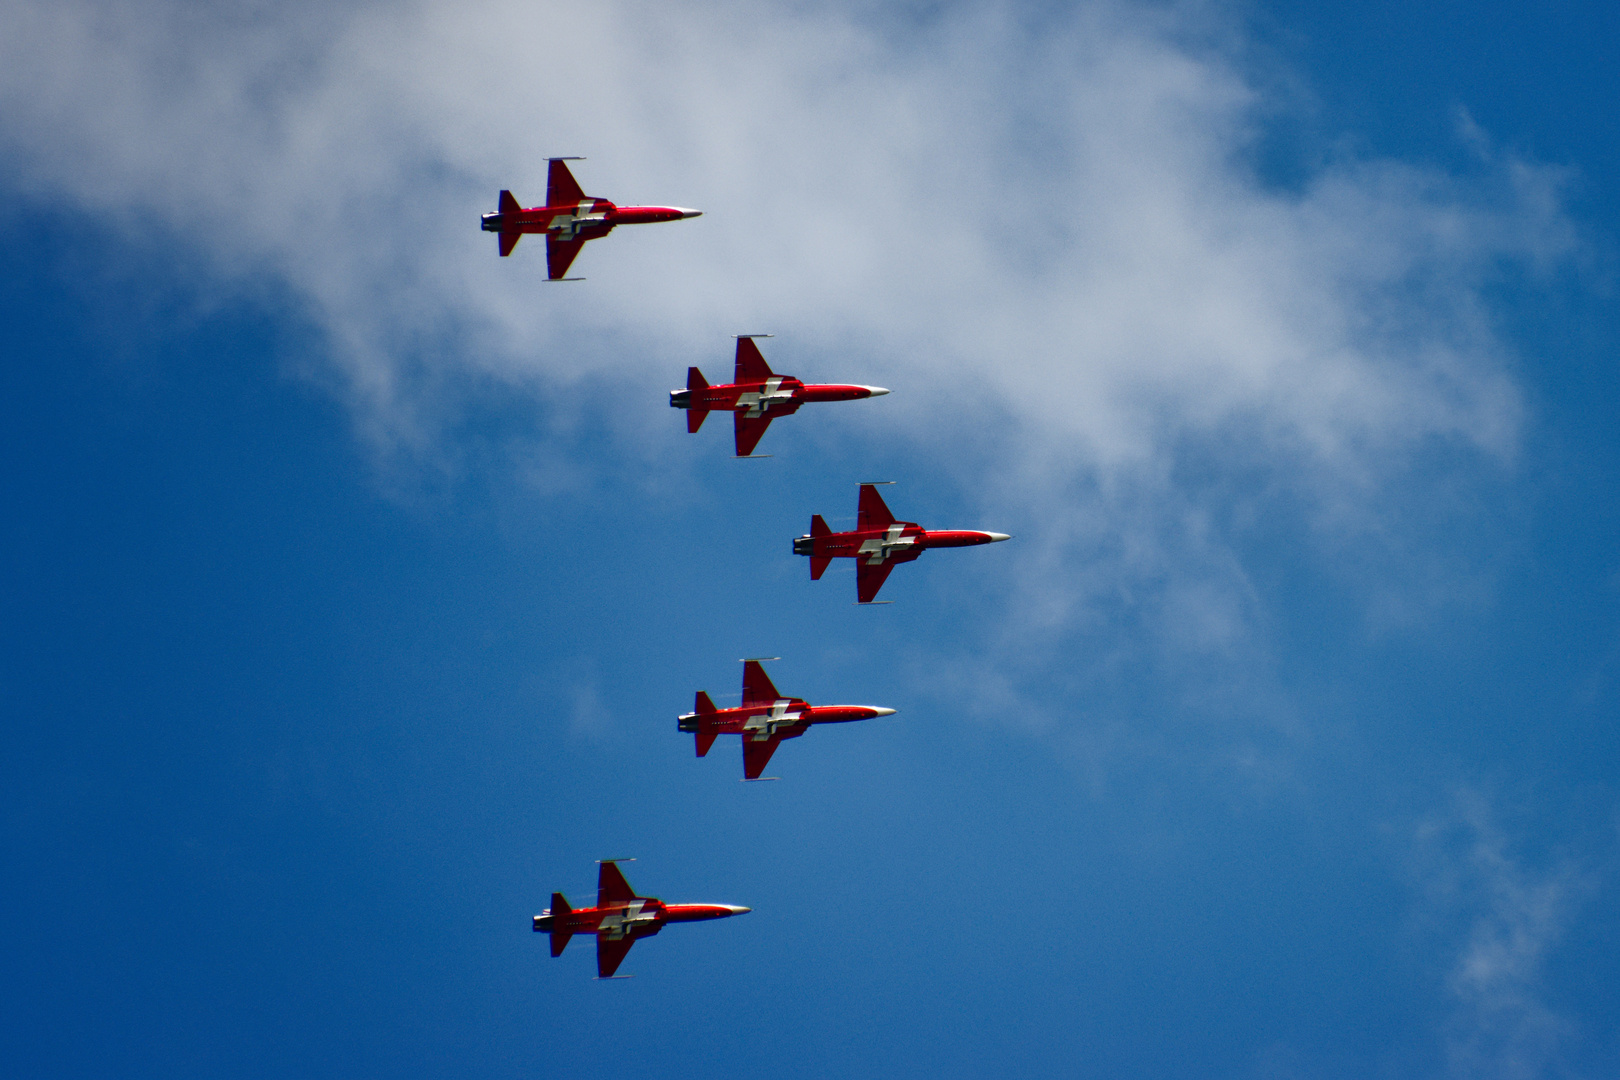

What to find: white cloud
left=0, top=0, right=1577, bottom=711
left=1412, top=790, right=1587, bottom=1080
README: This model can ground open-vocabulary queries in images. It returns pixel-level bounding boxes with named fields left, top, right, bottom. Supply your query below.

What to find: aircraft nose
left=984, top=532, right=1012, bottom=543
left=871, top=707, right=898, bottom=717
left=724, top=905, right=752, bottom=915
left=862, top=386, right=891, bottom=397
left=674, top=208, right=703, bottom=218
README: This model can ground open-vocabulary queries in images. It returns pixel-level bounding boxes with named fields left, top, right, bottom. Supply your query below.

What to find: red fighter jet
left=480, top=158, right=700, bottom=280
left=794, top=483, right=1011, bottom=603
left=679, top=659, right=897, bottom=779
left=534, top=860, right=749, bottom=979
left=670, top=336, right=890, bottom=457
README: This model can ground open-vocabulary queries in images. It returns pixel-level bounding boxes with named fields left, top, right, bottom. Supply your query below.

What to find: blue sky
left=2, top=1, right=1618, bottom=1077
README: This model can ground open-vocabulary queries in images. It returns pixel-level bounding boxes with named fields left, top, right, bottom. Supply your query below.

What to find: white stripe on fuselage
left=743, top=699, right=803, bottom=740
left=858, top=524, right=916, bottom=564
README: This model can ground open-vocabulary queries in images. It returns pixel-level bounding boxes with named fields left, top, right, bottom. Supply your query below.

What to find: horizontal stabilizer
left=499, top=230, right=521, bottom=257
left=498, top=189, right=522, bottom=215
left=549, top=892, right=573, bottom=957
left=811, top=514, right=831, bottom=538
left=693, top=691, right=718, bottom=756
left=810, top=556, right=831, bottom=580
left=688, top=408, right=708, bottom=434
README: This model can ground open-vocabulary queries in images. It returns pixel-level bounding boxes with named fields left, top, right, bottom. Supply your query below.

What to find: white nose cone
left=984, top=532, right=1012, bottom=542
left=675, top=208, right=703, bottom=218
left=723, top=905, right=752, bottom=915
left=870, top=707, right=898, bottom=717
left=861, top=386, right=891, bottom=396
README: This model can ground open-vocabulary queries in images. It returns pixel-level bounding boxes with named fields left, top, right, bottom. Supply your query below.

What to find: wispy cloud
left=0, top=0, right=1579, bottom=743
left=1411, top=790, right=1589, bottom=1080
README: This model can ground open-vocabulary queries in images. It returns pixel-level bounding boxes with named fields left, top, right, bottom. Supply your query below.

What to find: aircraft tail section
left=498, top=230, right=522, bottom=257
left=734, top=337, right=774, bottom=384
left=809, top=515, right=832, bottom=579
left=549, top=892, right=573, bottom=957
left=686, top=368, right=709, bottom=432
left=498, top=189, right=522, bottom=215
left=693, top=691, right=718, bottom=756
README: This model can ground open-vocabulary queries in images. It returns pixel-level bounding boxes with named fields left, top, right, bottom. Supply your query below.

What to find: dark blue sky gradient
left=4, top=3, right=1620, bottom=1078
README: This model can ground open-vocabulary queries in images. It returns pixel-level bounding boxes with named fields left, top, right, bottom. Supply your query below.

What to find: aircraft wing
left=856, top=559, right=896, bottom=604
left=596, top=934, right=635, bottom=978
left=741, top=661, right=781, bottom=706
left=598, top=861, right=638, bottom=907
left=734, top=413, right=773, bottom=457
left=547, top=159, right=586, bottom=206
left=858, top=484, right=895, bottom=531
left=734, top=337, right=774, bottom=383
left=547, top=236, right=586, bottom=280
left=742, top=735, right=783, bottom=780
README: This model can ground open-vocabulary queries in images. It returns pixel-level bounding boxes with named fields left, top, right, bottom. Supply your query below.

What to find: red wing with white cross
left=670, top=337, right=890, bottom=457
left=481, top=159, right=702, bottom=279
left=678, top=660, right=897, bottom=779
left=533, top=861, right=749, bottom=979
left=792, top=484, right=1012, bottom=603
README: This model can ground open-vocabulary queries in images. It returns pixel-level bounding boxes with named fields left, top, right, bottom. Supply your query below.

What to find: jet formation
left=795, top=483, right=1011, bottom=603
left=490, top=162, right=1013, bottom=978
left=535, top=861, right=749, bottom=979
left=481, top=158, right=700, bottom=279
left=670, top=336, right=889, bottom=457
left=680, top=659, right=896, bottom=779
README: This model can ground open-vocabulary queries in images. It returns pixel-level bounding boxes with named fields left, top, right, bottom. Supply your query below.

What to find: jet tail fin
left=498, top=189, right=522, bottom=215
left=686, top=368, right=709, bottom=433
left=693, top=691, right=719, bottom=756
left=498, top=230, right=521, bottom=257
left=549, top=892, right=573, bottom=957
left=809, top=515, right=832, bottom=578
